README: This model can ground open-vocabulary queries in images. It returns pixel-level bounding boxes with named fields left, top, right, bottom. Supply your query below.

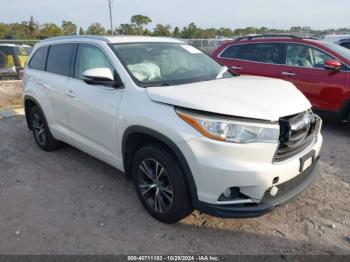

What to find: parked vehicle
left=0, top=44, right=32, bottom=79
left=184, top=38, right=232, bottom=54
left=24, top=36, right=322, bottom=223
left=212, top=34, right=350, bottom=121
left=338, top=39, right=350, bottom=49
left=321, top=34, right=350, bottom=49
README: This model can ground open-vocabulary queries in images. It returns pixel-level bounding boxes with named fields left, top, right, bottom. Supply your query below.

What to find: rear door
left=217, top=42, right=284, bottom=78
left=65, top=43, right=124, bottom=165
left=43, top=43, right=75, bottom=135
left=280, top=43, right=347, bottom=111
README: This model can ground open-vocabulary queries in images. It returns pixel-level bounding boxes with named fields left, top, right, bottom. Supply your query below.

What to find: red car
left=212, top=35, right=350, bottom=121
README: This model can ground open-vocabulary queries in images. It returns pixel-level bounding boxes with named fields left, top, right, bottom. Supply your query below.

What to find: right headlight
left=176, top=109, right=280, bottom=144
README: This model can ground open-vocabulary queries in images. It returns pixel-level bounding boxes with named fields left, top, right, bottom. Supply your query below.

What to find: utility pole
left=108, top=0, right=114, bottom=34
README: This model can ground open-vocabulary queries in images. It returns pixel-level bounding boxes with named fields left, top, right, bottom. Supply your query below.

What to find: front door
left=280, top=43, right=347, bottom=111
left=66, top=43, right=124, bottom=166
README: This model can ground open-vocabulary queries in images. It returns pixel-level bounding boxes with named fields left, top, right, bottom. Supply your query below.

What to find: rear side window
left=340, top=42, right=350, bottom=49
left=238, top=43, right=283, bottom=64
left=46, top=44, right=74, bottom=77
left=28, top=46, right=48, bottom=71
left=219, top=45, right=242, bottom=59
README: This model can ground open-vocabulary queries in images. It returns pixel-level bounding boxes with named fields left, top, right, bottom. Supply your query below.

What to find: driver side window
left=74, top=44, right=115, bottom=80
left=286, top=44, right=333, bottom=69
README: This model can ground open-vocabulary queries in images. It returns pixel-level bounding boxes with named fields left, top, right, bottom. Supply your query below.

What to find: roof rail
left=39, top=35, right=112, bottom=43
left=234, top=34, right=316, bottom=42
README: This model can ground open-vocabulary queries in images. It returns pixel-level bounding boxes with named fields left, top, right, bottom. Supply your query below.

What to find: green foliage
left=153, top=24, right=172, bottom=37
left=86, top=23, right=106, bottom=35
left=39, top=23, right=63, bottom=39
left=1, top=15, right=350, bottom=40
left=130, top=15, right=152, bottom=35
left=79, top=27, right=85, bottom=35
left=62, top=20, right=77, bottom=35
left=117, top=23, right=137, bottom=35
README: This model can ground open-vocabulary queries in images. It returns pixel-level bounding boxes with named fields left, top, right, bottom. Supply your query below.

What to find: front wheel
left=132, top=144, right=193, bottom=224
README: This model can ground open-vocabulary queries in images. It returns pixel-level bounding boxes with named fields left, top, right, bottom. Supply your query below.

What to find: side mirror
left=323, top=60, right=342, bottom=71
left=82, top=67, right=123, bottom=88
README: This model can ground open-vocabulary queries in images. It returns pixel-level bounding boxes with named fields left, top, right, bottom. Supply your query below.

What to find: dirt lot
left=0, top=82, right=349, bottom=255
left=0, top=81, right=23, bottom=112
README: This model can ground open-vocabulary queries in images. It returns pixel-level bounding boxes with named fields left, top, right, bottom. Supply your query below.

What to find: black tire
left=29, top=106, right=61, bottom=151
left=132, top=144, right=193, bottom=224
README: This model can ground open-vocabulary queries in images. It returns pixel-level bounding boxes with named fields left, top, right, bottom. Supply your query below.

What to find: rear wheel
left=132, top=144, right=193, bottom=224
left=29, top=106, right=61, bottom=151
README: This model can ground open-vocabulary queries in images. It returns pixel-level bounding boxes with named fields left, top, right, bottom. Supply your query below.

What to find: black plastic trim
left=194, top=159, right=319, bottom=218
left=23, top=95, right=44, bottom=130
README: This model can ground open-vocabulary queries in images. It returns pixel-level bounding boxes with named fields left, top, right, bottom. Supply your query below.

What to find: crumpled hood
left=146, top=76, right=311, bottom=121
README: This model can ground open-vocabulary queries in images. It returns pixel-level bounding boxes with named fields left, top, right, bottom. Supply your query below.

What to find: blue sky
left=1, top=0, right=349, bottom=30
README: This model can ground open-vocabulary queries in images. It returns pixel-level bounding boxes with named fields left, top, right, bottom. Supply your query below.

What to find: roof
left=39, top=35, right=183, bottom=44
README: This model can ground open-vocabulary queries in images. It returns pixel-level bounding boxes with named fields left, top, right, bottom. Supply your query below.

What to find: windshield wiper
left=216, top=66, right=229, bottom=79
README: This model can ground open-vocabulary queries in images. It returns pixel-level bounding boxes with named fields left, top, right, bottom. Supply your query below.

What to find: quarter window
left=220, top=45, right=242, bottom=59
left=46, top=44, right=74, bottom=77
left=74, top=44, right=115, bottom=80
left=286, top=44, right=333, bottom=68
left=238, top=43, right=283, bottom=64
left=28, top=46, right=48, bottom=71
left=340, top=42, right=350, bottom=49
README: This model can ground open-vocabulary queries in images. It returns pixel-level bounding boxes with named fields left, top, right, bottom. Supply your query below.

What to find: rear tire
left=132, top=144, right=193, bottom=224
left=29, top=106, right=61, bottom=151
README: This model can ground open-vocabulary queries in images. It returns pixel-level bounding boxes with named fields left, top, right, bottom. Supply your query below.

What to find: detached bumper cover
left=194, top=159, right=320, bottom=218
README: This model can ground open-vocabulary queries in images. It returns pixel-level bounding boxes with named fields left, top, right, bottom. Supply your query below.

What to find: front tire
left=29, top=106, right=61, bottom=151
left=132, top=144, right=193, bottom=224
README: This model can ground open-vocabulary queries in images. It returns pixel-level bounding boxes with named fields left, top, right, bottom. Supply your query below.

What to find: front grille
left=274, top=110, right=320, bottom=162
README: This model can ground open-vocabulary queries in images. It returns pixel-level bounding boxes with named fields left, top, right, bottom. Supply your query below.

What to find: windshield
left=321, top=41, right=350, bottom=61
left=110, top=42, right=234, bottom=87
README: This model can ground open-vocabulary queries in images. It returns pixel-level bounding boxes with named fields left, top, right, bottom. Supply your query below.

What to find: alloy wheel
left=137, top=158, right=174, bottom=213
left=31, top=112, right=47, bottom=146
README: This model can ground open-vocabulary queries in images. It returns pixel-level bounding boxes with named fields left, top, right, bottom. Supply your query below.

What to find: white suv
left=24, top=36, right=323, bottom=223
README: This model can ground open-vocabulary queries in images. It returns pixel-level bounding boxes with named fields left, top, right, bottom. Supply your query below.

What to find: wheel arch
left=24, top=95, right=43, bottom=130
left=122, top=126, right=198, bottom=201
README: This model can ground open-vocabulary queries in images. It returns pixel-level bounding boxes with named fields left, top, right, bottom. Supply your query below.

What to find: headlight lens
left=176, top=109, right=279, bottom=143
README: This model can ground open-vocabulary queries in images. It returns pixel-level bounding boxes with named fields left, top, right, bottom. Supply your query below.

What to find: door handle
left=231, top=66, right=242, bottom=70
left=282, top=72, right=296, bottom=76
left=65, top=89, right=76, bottom=98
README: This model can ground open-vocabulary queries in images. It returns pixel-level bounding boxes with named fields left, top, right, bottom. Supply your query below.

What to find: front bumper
left=193, top=159, right=319, bottom=218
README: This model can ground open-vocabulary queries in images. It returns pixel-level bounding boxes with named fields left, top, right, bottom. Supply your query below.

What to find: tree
left=79, top=27, right=85, bottom=35
left=153, top=24, right=172, bottom=37
left=173, top=26, right=181, bottom=38
left=181, top=23, right=199, bottom=39
left=0, top=23, right=9, bottom=39
left=61, top=20, right=77, bottom=35
left=116, top=23, right=137, bottom=35
left=39, top=23, right=63, bottom=38
left=28, top=16, right=38, bottom=38
left=86, top=23, right=105, bottom=35
left=130, top=15, right=152, bottom=35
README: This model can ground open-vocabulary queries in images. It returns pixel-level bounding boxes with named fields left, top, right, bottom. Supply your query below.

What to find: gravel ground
left=0, top=80, right=23, bottom=111
left=0, top=116, right=349, bottom=255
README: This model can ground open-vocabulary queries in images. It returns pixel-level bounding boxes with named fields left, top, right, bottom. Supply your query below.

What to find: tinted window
left=46, top=44, right=74, bottom=77
left=340, top=42, right=350, bottom=49
left=74, top=44, right=115, bottom=80
left=238, top=43, right=283, bottom=64
left=220, top=45, right=241, bottom=59
left=286, top=44, right=333, bottom=68
left=28, top=46, right=48, bottom=71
